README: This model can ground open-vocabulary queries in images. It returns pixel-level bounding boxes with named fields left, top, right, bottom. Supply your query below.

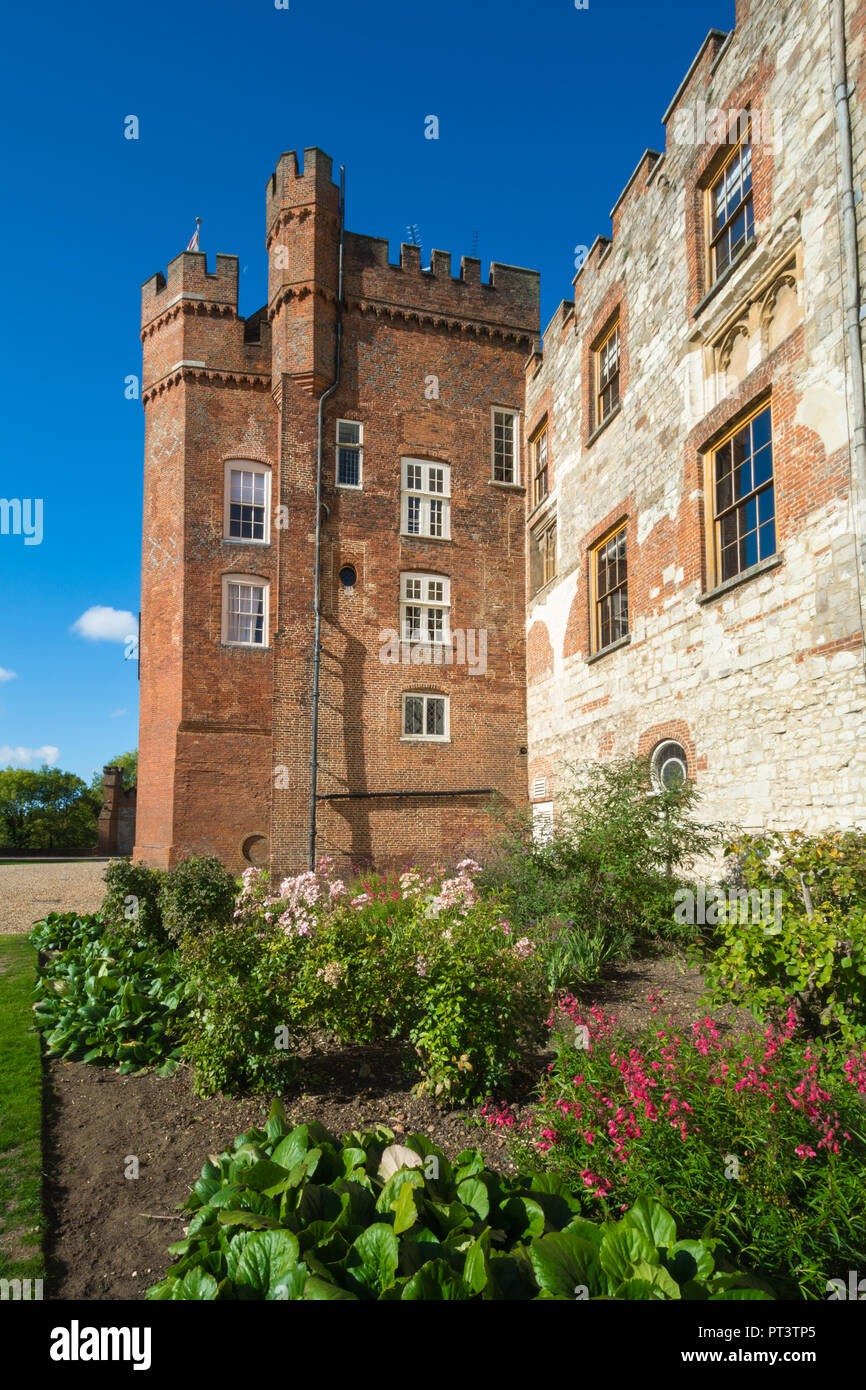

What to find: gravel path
left=0, top=860, right=110, bottom=935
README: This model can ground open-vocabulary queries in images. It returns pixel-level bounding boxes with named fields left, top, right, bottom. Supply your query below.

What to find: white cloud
left=0, top=668, right=17, bottom=683
left=0, top=744, right=59, bottom=767
left=71, top=607, right=138, bottom=643
left=109, top=708, right=128, bottom=718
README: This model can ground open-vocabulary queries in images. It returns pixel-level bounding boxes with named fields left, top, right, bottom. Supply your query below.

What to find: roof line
left=661, top=28, right=731, bottom=125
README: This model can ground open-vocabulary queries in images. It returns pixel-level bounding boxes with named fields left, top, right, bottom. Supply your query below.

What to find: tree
left=0, top=766, right=99, bottom=850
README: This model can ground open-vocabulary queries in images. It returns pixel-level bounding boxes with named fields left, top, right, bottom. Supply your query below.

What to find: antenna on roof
left=471, top=229, right=479, bottom=257
left=406, top=223, right=423, bottom=257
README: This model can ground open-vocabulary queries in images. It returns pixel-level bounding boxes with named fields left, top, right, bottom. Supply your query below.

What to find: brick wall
left=136, top=149, right=540, bottom=875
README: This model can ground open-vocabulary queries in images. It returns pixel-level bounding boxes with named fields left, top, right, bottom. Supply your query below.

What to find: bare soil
left=41, top=947, right=752, bottom=1301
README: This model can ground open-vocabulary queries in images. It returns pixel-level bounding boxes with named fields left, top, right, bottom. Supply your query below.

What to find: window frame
left=704, top=398, right=775, bottom=589
left=401, top=691, right=450, bottom=742
left=531, top=424, right=549, bottom=507
left=400, top=458, right=452, bottom=540
left=491, top=406, right=520, bottom=485
left=594, top=319, right=621, bottom=429
left=650, top=740, right=689, bottom=792
left=400, top=573, right=451, bottom=645
left=223, top=460, right=271, bottom=545
left=590, top=522, right=629, bottom=654
left=529, top=513, right=557, bottom=597
left=336, top=419, right=363, bottom=490
left=221, top=574, right=270, bottom=649
left=706, top=130, right=755, bottom=286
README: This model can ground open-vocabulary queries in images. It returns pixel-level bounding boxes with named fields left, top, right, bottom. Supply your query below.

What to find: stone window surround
left=581, top=286, right=628, bottom=450
left=698, top=385, right=776, bottom=593
left=589, top=518, right=630, bottom=658
left=686, top=81, right=775, bottom=316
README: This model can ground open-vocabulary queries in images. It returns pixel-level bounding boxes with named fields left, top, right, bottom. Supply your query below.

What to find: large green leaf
left=175, top=1267, right=218, bottom=1300
left=347, top=1223, right=400, bottom=1296
left=266, top=1098, right=290, bottom=1142
left=401, top=1259, right=472, bottom=1300
left=499, top=1195, right=546, bottom=1241
left=623, top=1260, right=680, bottom=1299
left=485, top=1249, right=538, bottom=1301
left=457, top=1178, right=490, bottom=1220
left=463, top=1232, right=491, bottom=1294
left=530, top=1231, right=604, bottom=1299
left=271, top=1125, right=311, bottom=1172
left=376, top=1167, right=425, bottom=1215
left=391, top=1181, right=419, bottom=1235
left=233, top=1229, right=305, bottom=1300
left=239, top=1159, right=293, bottom=1193
left=297, top=1183, right=343, bottom=1226
left=665, top=1239, right=715, bottom=1286
left=598, top=1225, right=658, bottom=1287
left=622, top=1197, right=676, bottom=1251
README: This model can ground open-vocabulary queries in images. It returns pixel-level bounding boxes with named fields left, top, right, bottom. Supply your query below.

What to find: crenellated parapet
left=140, top=252, right=270, bottom=400
left=343, top=232, right=539, bottom=345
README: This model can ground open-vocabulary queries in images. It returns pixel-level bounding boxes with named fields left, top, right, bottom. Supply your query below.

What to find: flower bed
left=498, top=996, right=866, bottom=1298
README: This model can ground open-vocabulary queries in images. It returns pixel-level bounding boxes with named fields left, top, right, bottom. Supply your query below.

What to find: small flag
left=186, top=218, right=201, bottom=251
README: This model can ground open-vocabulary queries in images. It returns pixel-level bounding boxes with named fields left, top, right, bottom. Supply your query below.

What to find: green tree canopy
left=0, top=766, right=99, bottom=851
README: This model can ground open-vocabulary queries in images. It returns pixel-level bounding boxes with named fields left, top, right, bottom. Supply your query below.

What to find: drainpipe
left=831, top=0, right=866, bottom=640
left=309, top=166, right=346, bottom=870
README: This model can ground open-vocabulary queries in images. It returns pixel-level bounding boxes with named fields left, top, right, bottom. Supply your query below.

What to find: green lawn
left=0, top=936, right=44, bottom=1283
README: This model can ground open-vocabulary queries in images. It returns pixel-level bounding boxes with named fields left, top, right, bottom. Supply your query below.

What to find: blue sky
left=0, top=0, right=734, bottom=785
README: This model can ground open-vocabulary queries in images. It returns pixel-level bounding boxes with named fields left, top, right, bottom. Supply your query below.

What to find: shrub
left=146, top=1104, right=770, bottom=1300
left=30, top=912, right=186, bottom=1073
left=727, top=829, right=866, bottom=914
left=506, top=999, right=866, bottom=1298
left=698, top=831, right=866, bottom=1044
left=234, top=857, right=548, bottom=1104
left=178, top=918, right=304, bottom=1096
left=479, top=757, right=722, bottom=990
left=101, top=859, right=166, bottom=943
left=159, top=855, right=238, bottom=941
left=405, top=895, right=547, bottom=1102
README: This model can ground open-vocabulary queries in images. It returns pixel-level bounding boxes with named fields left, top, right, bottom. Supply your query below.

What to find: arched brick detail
left=637, top=721, right=701, bottom=776
left=527, top=620, right=554, bottom=682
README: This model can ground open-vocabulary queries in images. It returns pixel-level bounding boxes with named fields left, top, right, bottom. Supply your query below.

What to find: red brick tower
left=135, top=252, right=277, bottom=868
left=135, top=149, right=540, bottom=875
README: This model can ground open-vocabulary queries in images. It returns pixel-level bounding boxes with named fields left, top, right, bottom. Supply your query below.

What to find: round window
left=339, top=564, right=357, bottom=588
left=651, top=740, right=688, bottom=791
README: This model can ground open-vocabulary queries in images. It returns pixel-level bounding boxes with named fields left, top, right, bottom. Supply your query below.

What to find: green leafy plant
left=698, top=831, right=866, bottom=1044
left=30, top=912, right=186, bottom=1074
left=101, top=859, right=166, bottom=943
left=479, top=757, right=722, bottom=992
left=147, top=1104, right=769, bottom=1300
left=159, top=855, right=238, bottom=942
left=178, top=918, right=304, bottom=1096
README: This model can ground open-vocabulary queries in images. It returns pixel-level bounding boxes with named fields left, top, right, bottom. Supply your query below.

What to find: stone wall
left=523, top=0, right=866, bottom=833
